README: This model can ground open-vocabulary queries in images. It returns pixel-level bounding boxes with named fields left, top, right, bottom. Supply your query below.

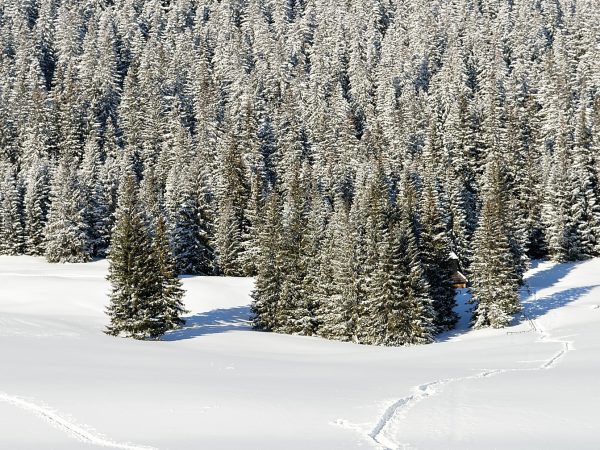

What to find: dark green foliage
left=251, top=193, right=283, bottom=332
left=2, top=0, right=600, bottom=345
left=470, top=161, right=522, bottom=328
left=105, top=175, right=186, bottom=340
left=419, top=183, right=458, bottom=332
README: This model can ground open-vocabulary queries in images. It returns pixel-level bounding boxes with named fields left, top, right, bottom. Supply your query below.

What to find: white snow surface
left=1, top=256, right=599, bottom=450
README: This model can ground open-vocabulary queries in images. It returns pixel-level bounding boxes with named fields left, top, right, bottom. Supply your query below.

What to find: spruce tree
left=470, top=160, right=521, bottom=329
left=106, top=175, right=187, bottom=340
left=147, top=215, right=187, bottom=337
left=106, top=174, right=152, bottom=338
left=419, top=182, right=458, bottom=332
left=0, top=163, right=25, bottom=255
left=251, top=192, right=282, bottom=332
left=165, top=164, right=213, bottom=275
left=24, top=155, right=51, bottom=255
left=45, top=158, right=91, bottom=263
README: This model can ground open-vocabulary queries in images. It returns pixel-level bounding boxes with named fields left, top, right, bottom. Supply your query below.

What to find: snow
left=1, top=256, right=599, bottom=449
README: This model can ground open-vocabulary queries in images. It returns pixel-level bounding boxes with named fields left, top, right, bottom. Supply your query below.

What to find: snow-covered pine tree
left=23, top=155, right=51, bottom=255
left=80, top=135, right=111, bottom=257
left=419, top=181, right=458, bottom=332
left=0, top=163, right=25, bottom=255
left=44, top=156, right=91, bottom=263
left=300, top=184, right=328, bottom=336
left=276, top=161, right=312, bottom=336
left=214, top=130, right=249, bottom=276
left=105, top=172, right=150, bottom=338
left=572, top=102, right=600, bottom=258
left=106, top=173, right=186, bottom=339
left=470, top=159, right=521, bottom=329
left=395, top=209, right=436, bottom=346
left=542, top=113, right=583, bottom=262
left=146, top=215, right=188, bottom=337
left=315, top=195, right=353, bottom=341
left=165, top=163, right=213, bottom=275
left=365, top=198, right=435, bottom=346
left=251, top=191, right=283, bottom=332
left=356, top=160, right=389, bottom=344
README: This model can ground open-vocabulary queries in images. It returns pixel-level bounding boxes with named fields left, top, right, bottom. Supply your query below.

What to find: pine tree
left=148, top=215, right=188, bottom=336
left=470, top=160, right=521, bottom=329
left=251, top=192, right=282, bottom=332
left=45, top=158, right=91, bottom=263
left=105, top=174, right=151, bottom=338
left=24, top=155, right=51, bottom=255
left=106, top=175, right=186, bottom=339
left=395, top=213, right=436, bottom=346
left=214, top=133, right=249, bottom=276
left=356, top=161, right=389, bottom=343
left=165, top=164, right=213, bottom=275
left=419, top=182, right=458, bottom=332
left=0, top=163, right=25, bottom=255
left=80, top=135, right=111, bottom=257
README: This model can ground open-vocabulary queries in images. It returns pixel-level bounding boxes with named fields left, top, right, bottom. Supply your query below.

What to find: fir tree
left=251, top=192, right=282, bottom=332
left=0, top=163, right=25, bottom=255
left=148, top=215, right=188, bottom=336
left=44, top=158, right=91, bottom=263
left=419, top=182, right=458, bottom=332
left=24, top=155, right=51, bottom=255
left=106, top=175, right=187, bottom=340
left=105, top=174, right=152, bottom=338
left=470, top=160, right=521, bottom=329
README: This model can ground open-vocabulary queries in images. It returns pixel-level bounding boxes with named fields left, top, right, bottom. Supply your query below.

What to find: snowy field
left=1, top=256, right=599, bottom=450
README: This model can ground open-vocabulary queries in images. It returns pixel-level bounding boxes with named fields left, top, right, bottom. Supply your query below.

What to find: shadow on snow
left=522, top=260, right=599, bottom=320
left=437, top=260, right=598, bottom=342
left=162, top=306, right=252, bottom=341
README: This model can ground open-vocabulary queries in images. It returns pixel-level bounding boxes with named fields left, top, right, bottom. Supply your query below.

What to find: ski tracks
left=341, top=318, right=573, bottom=450
left=0, top=392, right=157, bottom=450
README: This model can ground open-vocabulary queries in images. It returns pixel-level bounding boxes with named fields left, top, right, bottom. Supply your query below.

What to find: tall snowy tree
left=23, top=155, right=51, bottom=255
left=106, top=174, right=186, bottom=339
left=0, top=163, right=25, bottom=255
left=251, top=191, right=283, bottom=332
left=419, top=181, right=458, bottom=332
left=45, top=158, right=91, bottom=263
left=470, top=160, right=521, bottom=328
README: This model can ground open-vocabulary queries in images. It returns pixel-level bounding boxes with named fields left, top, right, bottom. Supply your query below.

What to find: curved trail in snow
left=0, top=392, right=157, bottom=450
left=359, top=317, right=573, bottom=450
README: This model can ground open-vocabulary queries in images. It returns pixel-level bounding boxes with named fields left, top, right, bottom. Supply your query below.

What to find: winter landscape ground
left=1, top=255, right=599, bottom=450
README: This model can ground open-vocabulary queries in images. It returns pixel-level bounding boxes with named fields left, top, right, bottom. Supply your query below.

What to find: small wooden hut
left=449, top=252, right=468, bottom=289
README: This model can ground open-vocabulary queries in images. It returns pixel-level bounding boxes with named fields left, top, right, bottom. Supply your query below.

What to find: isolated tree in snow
left=106, top=174, right=186, bottom=339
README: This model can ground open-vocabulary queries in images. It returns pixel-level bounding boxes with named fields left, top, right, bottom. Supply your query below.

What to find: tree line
left=0, top=0, right=598, bottom=343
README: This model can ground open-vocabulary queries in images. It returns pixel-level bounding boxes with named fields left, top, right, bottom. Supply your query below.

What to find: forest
left=0, top=0, right=598, bottom=344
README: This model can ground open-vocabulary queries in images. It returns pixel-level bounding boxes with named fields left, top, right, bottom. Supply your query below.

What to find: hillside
left=1, top=256, right=599, bottom=449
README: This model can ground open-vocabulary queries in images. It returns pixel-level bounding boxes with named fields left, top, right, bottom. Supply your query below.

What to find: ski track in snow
left=0, top=392, right=157, bottom=450
left=341, top=311, right=573, bottom=450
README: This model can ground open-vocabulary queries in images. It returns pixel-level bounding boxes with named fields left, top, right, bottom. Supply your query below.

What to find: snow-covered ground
left=1, top=256, right=599, bottom=450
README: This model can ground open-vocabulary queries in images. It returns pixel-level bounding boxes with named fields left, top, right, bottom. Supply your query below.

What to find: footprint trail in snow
left=0, top=392, right=157, bottom=450
left=336, top=294, right=574, bottom=450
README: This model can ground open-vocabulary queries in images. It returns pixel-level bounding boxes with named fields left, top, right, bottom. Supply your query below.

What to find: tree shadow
left=523, top=285, right=598, bottom=321
left=523, top=261, right=578, bottom=293
left=522, top=260, right=599, bottom=320
left=162, top=306, right=252, bottom=341
left=436, top=260, right=597, bottom=342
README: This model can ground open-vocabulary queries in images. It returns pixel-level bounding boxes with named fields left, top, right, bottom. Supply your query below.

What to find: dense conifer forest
left=0, top=0, right=599, bottom=343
